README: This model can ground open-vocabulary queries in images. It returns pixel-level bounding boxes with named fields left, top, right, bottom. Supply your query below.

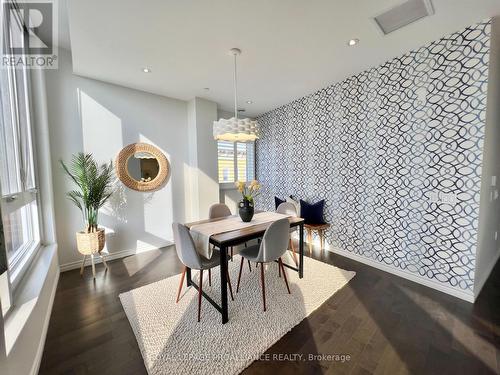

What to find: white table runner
left=190, top=211, right=290, bottom=258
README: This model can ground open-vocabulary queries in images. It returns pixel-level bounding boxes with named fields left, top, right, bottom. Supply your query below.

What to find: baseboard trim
left=60, top=240, right=476, bottom=302
left=30, top=262, right=60, bottom=375
left=329, top=247, right=474, bottom=303
left=473, top=250, right=500, bottom=300
left=59, top=242, right=173, bottom=272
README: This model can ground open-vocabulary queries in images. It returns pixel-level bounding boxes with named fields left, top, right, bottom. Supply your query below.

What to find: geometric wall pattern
left=256, top=20, right=491, bottom=293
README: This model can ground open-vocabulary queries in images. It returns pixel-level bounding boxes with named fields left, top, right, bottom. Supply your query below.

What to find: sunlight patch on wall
left=77, top=89, right=123, bottom=163
left=138, top=135, right=173, bottom=242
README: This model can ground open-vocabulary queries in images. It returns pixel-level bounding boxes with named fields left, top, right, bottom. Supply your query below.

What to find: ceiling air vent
left=374, top=0, right=434, bottom=35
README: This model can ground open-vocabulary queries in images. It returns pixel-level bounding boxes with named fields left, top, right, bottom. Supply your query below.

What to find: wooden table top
left=185, top=212, right=304, bottom=247
left=304, top=223, right=331, bottom=229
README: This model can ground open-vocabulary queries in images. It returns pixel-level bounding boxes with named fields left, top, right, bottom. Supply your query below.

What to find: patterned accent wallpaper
left=256, top=20, right=491, bottom=293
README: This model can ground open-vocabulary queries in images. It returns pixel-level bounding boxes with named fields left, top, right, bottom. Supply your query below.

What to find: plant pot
left=238, top=199, right=254, bottom=222
left=76, top=228, right=105, bottom=255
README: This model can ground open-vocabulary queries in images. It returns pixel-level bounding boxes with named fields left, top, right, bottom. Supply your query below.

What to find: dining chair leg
left=237, top=256, right=244, bottom=293
left=231, top=247, right=233, bottom=261
left=208, top=268, right=212, bottom=286
left=176, top=266, right=186, bottom=303
left=278, top=261, right=281, bottom=278
left=198, top=269, right=203, bottom=322
left=290, top=238, right=298, bottom=266
left=226, top=269, right=235, bottom=301
left=80, top=255, right=87, bottom=276
left=279, top=258, right=291, bottom=294
left=260, top=262, right=266, bottom=312
left=247, top=260, right=252, bottom=272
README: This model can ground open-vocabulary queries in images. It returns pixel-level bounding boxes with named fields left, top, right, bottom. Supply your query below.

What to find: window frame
left=0, top=50, right=42, bottom=294
left=218, top=141, right=256, bottom=190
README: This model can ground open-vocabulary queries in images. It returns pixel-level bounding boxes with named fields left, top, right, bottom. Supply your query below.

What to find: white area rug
left=119, top=254, right=355, bottom=375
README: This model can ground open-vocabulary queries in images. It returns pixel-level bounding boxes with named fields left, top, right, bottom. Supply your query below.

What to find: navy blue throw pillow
left=274, top=196, right=285, bottom=209
left=300, top=199, right=325, bottom=224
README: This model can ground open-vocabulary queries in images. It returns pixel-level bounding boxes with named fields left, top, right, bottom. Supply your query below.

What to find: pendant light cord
left=233, top=52, right=238, bottom=119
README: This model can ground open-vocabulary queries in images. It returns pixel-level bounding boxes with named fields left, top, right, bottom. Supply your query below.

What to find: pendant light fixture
left=213, top=48, right=260, bottom=142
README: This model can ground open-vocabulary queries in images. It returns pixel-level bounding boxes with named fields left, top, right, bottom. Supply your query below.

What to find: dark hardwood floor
left=39, top=244, right=500, bottom=375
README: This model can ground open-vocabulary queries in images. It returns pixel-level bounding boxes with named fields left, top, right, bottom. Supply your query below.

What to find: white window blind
left=218, top=141, right=255, bottom=184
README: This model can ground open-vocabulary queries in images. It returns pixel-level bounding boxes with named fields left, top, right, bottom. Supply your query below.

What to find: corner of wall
left=474, top=16, right=500, bottom=298
left=186, top=99, right=200, bottom=221
left=186, top=98, right=219, bottom=220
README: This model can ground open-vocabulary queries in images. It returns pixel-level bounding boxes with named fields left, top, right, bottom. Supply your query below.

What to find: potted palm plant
left=60, top=153, right=115, bottom=256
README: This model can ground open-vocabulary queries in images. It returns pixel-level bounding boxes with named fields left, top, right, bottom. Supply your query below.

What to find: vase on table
left=238, top=198, right=254, bottom=222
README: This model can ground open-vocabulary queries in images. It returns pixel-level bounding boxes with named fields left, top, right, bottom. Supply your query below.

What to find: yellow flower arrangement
left=235, top=180, right=261, bottom=203
left=249, top=179, right=261, bottom=191
left=235, top=180, right=246, bottom=192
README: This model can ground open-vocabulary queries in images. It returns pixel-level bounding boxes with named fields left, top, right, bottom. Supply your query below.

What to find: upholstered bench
left=304, top=223, right=331, bottom=254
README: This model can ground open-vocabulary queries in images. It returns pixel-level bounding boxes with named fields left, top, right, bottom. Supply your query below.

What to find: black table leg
left=186, top=267, right=192, bottom=286
left=299, top=223, right=304, bottom=278
left=220, top=245, right=229, bottom=324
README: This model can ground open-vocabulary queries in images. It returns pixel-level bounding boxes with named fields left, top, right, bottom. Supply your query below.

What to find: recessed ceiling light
left=347, top=39, right=359, bottom=46
left=142, top=67, right=151, bottom=73
left=246, top=100, right=253, bottom=104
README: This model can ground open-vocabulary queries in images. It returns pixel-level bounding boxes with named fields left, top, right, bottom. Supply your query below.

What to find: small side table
left=304, top=223, right=331, bottom=254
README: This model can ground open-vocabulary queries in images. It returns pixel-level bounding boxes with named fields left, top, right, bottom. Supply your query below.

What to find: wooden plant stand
left=304, top=223, right=331, bottom=255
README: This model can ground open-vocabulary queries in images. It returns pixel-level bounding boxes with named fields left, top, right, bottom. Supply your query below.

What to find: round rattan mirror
left=116, top=143, right=169, bottom=191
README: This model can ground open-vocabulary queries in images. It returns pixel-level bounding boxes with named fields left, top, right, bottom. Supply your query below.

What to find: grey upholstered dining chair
left=172, top=223, right=234, bottom=322
left=208, top=203, right=232, bottom=219
left=276, top=202, right=299, bottom=265
left=236, top=218, right=291, bottom=311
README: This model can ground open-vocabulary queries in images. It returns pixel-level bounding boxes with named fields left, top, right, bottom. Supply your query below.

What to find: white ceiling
left=66, top=0, right=500, bottom=117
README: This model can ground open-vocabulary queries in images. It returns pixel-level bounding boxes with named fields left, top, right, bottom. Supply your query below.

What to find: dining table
left=184, top=211, right=305, bottom=324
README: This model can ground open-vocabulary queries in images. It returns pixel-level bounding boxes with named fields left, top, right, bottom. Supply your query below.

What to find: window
left=217, top=141, right=255, bottom=184
left=0, top=7, right=41, bottom=289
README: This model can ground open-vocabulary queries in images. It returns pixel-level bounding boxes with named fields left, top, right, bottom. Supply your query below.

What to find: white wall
left=220, top=189, right=241, bottom=214
left=474, top=17, right=500, bottom=298
left=45, top=49, right=192, bottom=268
left=186, top=98, right=219, bottom=221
